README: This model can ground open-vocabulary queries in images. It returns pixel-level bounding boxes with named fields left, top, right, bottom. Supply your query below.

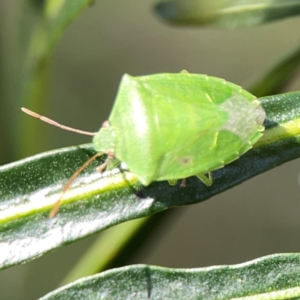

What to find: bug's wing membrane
left=157, top=100, right=264, bottom=181
left=157, top=127, right=244, bottom=181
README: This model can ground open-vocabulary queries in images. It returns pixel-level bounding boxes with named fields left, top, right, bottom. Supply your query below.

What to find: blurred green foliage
left=1, top=0, right=300, bottom=299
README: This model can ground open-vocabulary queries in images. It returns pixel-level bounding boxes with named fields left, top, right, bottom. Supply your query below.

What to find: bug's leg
left=107, top=157, right=121, bottom=170
left=168, top=179, right=178, bottom=186
left=180, top=178, right=187, bottom=188
left=196, top=172, right=213, bottom=186
left=97, top=156, right=121, bottom=173
left=168, top=179, right=186, bottom=187
left=97, top=161, right=108, bottom=173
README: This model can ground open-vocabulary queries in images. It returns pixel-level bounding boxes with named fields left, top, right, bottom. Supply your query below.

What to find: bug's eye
left=101, top=120, right=110, bottom=128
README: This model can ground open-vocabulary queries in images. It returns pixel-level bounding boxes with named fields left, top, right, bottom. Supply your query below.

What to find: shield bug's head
left=93, top=120, right=117, bottom=155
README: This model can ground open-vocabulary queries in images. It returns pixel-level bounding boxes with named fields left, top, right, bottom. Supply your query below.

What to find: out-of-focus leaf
left=250, top=45, right=300, bottom=97
left=0, top=91, right=300, bottom=270
left=154, top=0, right=300, bottom=28
left=6, top=0, right=94, bottom=160
left=40, top=254, right=300, bottom=299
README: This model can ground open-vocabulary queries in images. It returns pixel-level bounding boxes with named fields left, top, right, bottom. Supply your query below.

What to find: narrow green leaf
left=0, top=91, right=300, bottom=270
left=154, top=0, right=300, bottom=28
left=40, top=254, right=300, bottom=299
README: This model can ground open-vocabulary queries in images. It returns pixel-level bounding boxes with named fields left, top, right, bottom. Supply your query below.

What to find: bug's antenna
left=49, top=151, right=105, bottom=218
left=21, top=107, right=96, bottom=136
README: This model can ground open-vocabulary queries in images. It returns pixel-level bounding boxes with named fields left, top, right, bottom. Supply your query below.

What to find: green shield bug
left=22, top=72, right=265, bottom=216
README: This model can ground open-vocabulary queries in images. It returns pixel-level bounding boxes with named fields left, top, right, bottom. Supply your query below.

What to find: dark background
left=1, top=1, right=300, bottom=299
